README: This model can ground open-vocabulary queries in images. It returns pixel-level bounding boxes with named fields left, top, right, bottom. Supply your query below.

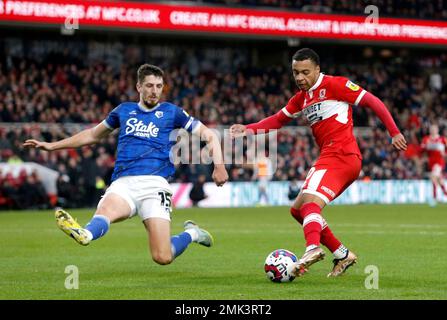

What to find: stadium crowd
left=0, top=37, right=446, bottom=208
left=0, top=165, right=50, bottom=209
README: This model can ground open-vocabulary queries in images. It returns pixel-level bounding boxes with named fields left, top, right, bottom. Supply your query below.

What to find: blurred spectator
left=19, top=171, right=49, bottom=209
left=0, top=169, right=50, bottom=209
left=189, top=174, right=208, bottom=207
left=56, top=173, right=73, bottom=208
left=288, top=178, right=300, bottom=201
left=80, top=147, right=100, bottom=207
left=95, top=176, right=106, bottom=205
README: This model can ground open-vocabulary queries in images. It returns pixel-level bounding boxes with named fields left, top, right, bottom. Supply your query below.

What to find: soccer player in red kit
left=421, top=124, right=447, bottom=204
left=230, top=48, right=407, bottom=277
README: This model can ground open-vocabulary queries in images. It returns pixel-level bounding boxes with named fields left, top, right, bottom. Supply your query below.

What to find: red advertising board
left=1, top=0, right=446, bottom=45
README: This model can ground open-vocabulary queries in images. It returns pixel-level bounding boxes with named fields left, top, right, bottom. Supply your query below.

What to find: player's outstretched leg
left=145, top=218, right=213, bottom=264
left=55, top=208, right=110, bottom=246
left=55, top=208, right=92, bottom=246
left=184, top=220, right=214, bottom=247
left=327, top=250, right=358, bottom=277
left=167, top=220, right=214, bottom=263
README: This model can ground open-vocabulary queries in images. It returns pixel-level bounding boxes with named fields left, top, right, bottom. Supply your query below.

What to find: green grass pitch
left=1, top=204, right=446, bottom=300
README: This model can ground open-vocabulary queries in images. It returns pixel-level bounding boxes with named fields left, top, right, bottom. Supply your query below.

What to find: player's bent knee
left=152, top=252, right=173, bottom=265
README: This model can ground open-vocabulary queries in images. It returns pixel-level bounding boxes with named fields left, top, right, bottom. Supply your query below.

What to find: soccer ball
left=264, top=249, right=298, bottom=283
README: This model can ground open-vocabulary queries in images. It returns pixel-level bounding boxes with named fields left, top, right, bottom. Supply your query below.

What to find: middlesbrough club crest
left=319, top=89, right=326, bottom=100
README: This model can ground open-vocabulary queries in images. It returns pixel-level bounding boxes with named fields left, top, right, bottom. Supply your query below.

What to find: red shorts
left=302, top=153, right=362, bottom=204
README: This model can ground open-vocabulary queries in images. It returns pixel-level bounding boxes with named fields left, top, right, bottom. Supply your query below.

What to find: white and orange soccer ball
left=264, top=249, right=298, bottom=283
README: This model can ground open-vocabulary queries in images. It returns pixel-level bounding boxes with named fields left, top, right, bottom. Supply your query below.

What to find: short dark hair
left=137, top=64, right=164, bottom=83
left=292, top=48, right=320, bottom=66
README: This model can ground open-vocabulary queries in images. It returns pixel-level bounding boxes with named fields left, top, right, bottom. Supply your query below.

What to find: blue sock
left=84, top=215, right=110, bottom=240
left=171, top=232, right=193, bottom=259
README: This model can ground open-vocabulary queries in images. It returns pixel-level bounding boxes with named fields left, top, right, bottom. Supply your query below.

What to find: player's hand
left=212, top=164, right=229, bottom=187
left=22, top=139, right=55, bottom=151
left=229, top=124, right=247, bottom=139
left=391, top=133, right=407, bottom=151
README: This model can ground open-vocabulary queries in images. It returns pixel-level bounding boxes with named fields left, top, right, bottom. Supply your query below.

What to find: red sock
left=300, top=202, right=323, bottom=248
left=433, top=182, right=437, bottom=200
left=440, top=183, right=447, bottom=196
left=290, top=207, right=342, bottom=253
left=320, top=224, right=342, bottom=252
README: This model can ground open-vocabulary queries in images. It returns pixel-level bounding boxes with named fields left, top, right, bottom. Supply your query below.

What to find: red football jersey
left=281, top=73, right=366, bottom=158
left=421, top=135, right=446, bottom=168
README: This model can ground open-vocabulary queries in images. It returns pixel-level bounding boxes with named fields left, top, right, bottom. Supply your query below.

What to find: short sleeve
left=281, top=92, right=304, bottom=118
left=174, top=107, right=201, bottom=133
left=103, top=105, right=121, bottom=130
left=331, top=76, right=367, bottom=106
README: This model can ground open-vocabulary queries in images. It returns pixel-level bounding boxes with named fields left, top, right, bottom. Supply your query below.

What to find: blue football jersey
left=103, top=102, right=201, bottom=182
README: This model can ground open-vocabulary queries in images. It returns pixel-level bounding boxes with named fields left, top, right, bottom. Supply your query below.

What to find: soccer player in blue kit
left=23, top=64, right=229, bottom=265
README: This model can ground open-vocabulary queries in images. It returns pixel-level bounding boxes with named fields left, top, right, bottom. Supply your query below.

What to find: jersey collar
left=308, top=73, right=324, bottom=93
left=138, top=102, right=160, bottom=113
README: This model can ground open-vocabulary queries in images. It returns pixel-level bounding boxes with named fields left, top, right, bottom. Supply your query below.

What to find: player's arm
left=194, top=124, right=229, bottom=187
left=230, top=110, right=292, bottom=137
left=230, top=94, right=302, bottom=138
left=24, top=105, right=120, bottom=151
left=357, top=92, right=407, bottom=151
left=23, top=122, right=112, bottom=151
left=175, top=106, right=228, bottom=186
left=333, top=77, right=407, bottom=151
